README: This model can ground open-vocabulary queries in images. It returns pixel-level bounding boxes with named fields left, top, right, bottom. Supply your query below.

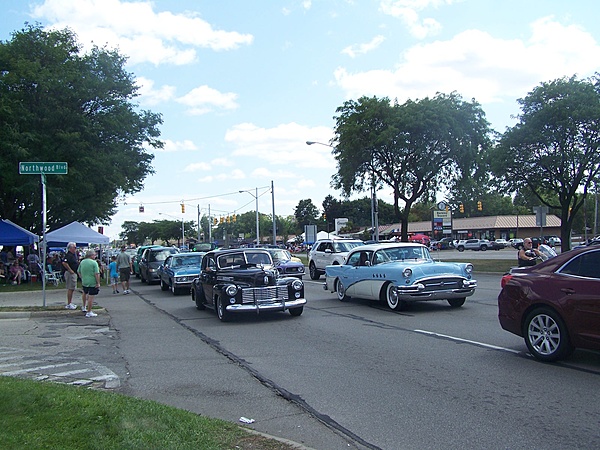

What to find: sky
left=2, top=0, right=600, bottom=241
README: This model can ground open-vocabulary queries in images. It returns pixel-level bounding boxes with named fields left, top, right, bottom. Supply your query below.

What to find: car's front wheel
left=457, top=246, right=464, bottom=252
left=336, top=279, right=350, bottom=301
left=160, top=278, right=169, bottom=291
left=216, top=296, right=230, bottom=322
left=480, top=245, right=487, bottom=251
left=309, top=262, right=320, bottom=280
left=447, top=298, right=465, bottom=308
left=169, top=281, right=179, bottom=295
left=523, top=307, right=573, bottom=362
left=381, top=282, right=404, bottom=311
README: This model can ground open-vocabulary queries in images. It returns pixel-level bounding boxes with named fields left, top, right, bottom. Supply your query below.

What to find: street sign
left=19, top=162, right=68, bottom=175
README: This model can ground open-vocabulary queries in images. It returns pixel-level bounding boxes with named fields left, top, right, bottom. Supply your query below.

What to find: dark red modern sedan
left=498, top=246, right=600, bottom=362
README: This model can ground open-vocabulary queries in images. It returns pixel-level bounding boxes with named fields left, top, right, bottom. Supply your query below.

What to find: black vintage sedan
left=190, top=248, right=306, bottom=322
left=498, top=246, right=600, bottom=362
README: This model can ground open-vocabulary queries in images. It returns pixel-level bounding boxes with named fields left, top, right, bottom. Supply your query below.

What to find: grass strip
left=0, top=377, right=294, bottom=450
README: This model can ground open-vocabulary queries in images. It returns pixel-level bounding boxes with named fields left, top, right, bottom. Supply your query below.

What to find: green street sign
left=19, top=162, right=68, bottom=175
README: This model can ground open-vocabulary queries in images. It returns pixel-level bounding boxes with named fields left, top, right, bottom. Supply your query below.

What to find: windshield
left=151, top=249, right=176, bottom=263
left=333, top=241, right=364, bottom=252
left=172, top=255, right=202, bottom=268
left=373, top=246, right=430, bottom=264
left=268, top=249, right=291, bottom=262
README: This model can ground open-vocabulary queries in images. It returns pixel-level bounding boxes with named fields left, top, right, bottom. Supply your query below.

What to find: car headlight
left=292, top=279, right=303, bottom=291
left=225, top=285, right=238, bottom=297
left=298, top=266, right=305, bottom=273
left=402, top=268, right=412, bottom=278
left=465, top=264, right=473, bottom=274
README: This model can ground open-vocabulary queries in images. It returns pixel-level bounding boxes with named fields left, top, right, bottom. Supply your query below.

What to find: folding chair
left=44, top=264, right=62, bottom=286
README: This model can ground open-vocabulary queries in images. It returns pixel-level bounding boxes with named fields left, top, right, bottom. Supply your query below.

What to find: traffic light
left=445, top=205, right=449, bottom=212
left=232, top=214, right=237, bottom=223
left=181, top=203, right=185, bottom=213
left=139, top=205, right=144, bottom=213
left=459, top=203, right=464, bottom=213
left=213, top=217, right=218, bottom=225
left=226, top=215, right=231, bottom=223
left=477, top=201, right=482, bottom=211
left=219, top=216, right=224, bottom=224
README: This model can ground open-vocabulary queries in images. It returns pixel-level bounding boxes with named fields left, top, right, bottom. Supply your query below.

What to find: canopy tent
left=0, top=219, right=39, bottom=246
left=44, top=221, right=110, bottom=247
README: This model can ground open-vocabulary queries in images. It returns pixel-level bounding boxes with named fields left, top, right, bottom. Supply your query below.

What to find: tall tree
left=0, top=25, right=162, bottom=232
left=332, top=94, right=491, bottom=241
left=294, top=199, right=319, bottom=228
left=490, top=75, right=600, bottom=250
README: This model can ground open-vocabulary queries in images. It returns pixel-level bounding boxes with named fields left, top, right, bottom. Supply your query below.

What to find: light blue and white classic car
left=157, top=252, right=204, bottom=295
left=324, top=243, right=477, bottom=310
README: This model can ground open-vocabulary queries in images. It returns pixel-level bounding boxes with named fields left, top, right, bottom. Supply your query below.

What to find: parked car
left=190, top=248, right=306, bottom=321
left=430, top=237, right=454, bottom=250
left=493, top=239, right=509, bottom=248
left=265, top=248, right=305, bottom=279
left=308, top=238, right=365, bottom=280
left=544, top=236, right=561, bottom=246
left=139, top=246, right=179, bottom=284
left=456, top=239, right=492, bottom=251
left=510, top=238, right=524, bottom=249
left=498, top=246, right=600, bottom=362
left=192, top=242, right=219, bottom=252
left=132, top=245, right=161, bottom=277
left=324, top=243, right=477, bottom=311
left=157, top=252, right=204, bottom=295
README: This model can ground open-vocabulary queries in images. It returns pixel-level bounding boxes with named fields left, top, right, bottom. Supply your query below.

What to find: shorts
left=110, top=276, right=119, bottom=285
left=64, top=271, right=77, bottom=290
left=83, top=286, right=99, bottom=296
left=119, top=267, right=131, bottom=282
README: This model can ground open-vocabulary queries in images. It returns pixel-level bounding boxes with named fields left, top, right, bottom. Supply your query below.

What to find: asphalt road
left=2, top=262, right=599, bottom=449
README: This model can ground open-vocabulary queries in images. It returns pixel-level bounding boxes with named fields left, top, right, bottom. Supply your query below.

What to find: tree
left=332, top=94, right=491, bottom=241
left=490, top=75, right=600, bottom=250
left=0, top=25, right=162, bottom=232
left=294, top=199, right=319, bottom=228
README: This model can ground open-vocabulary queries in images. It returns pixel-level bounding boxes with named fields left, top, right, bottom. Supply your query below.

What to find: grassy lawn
left=0, top=377, right=294, bottom=450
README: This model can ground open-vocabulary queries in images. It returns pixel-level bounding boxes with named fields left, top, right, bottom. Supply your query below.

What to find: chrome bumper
left=226, top=298, right=306, bottom=313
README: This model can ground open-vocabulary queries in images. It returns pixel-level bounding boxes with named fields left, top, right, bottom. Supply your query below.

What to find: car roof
left=206, top=248, right=270, bottom=256
left=349, top=242, right=427, bottom=252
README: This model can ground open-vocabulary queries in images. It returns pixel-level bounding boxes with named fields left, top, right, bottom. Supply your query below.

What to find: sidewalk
left=0, top=287, right=363, bottom=449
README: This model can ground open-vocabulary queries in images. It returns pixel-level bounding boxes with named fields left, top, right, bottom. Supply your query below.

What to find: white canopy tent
left=44, top=221, right=110, bottom=247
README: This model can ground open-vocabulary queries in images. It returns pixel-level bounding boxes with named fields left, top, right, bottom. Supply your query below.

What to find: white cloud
left=135, top=77, right=176, bottom=105
left=224, top=122, right=336, bottom=169
left=379, top=0, right=457, bottom=39
left=159, top=139, right=198, bottom=153
left=177, top=85, right=239, bottom=115
left=31, top=0, right=253, bottom=65
left=184, top=162, right=211, bottom=172
left=334, top=17, right=600, bottom=107
left=342, top=35, right=386, bottom=58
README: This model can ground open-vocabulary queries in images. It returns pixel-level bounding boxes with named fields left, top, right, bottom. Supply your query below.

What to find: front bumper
left=226, top=297, right=306, bottom=313
left=396, top=279, right=477, bottom=300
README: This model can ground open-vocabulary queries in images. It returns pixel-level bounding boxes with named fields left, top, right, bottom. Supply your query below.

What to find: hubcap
left=529, top=314, right=560, bottom=355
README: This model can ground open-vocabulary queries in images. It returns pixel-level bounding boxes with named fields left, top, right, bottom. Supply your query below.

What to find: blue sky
left=2, top=0, right=599, bottom=240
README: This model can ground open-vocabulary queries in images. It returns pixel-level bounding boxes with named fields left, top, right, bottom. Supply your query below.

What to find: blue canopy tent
left=0, top=219, right=39, bottom=246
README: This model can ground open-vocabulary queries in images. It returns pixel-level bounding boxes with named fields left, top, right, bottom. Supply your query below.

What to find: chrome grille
left=420, top=277, right=463, bottom=292
left=242, top=286, right=289, bottom=304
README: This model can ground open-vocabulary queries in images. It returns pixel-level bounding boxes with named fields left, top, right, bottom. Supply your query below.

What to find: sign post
left=19, top=162, right=68, bottom=306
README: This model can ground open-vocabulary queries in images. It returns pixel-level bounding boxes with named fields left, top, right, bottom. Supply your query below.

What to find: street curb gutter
left=0, top=308, right=107, bottom=319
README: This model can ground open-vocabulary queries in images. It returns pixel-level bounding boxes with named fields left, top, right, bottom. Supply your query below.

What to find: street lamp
left=306, top=140, right=379, bottom=241
left=240, top=187, right=260, bottom=246
left=159, top=212, right=184, bottom=249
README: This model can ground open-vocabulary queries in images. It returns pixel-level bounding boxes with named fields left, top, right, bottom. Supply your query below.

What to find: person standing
left=78, top=249, right=100, bottom=317
left=116, top=245, right=132, bottom=294
left=108, top=255, right=119, bottom=294
left=62, top=242, right=80, bottom=309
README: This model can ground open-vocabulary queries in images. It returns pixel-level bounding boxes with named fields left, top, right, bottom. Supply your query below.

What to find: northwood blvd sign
left=19, top=162, right=68, bottom=175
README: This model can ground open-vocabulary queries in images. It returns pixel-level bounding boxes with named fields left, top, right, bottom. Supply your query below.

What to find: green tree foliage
left=0, top=25, right=163, bottom=232
left=490, top=75, right=600, bottom=250
left=332, top=94, right=491, bottom=241
left=294, top=199, right=319, bottom=228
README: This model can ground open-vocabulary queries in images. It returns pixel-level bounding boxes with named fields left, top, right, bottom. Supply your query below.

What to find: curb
left=0, top=308, right=107, bottom=319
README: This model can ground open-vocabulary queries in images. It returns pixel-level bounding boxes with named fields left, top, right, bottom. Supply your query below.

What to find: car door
left=200, top=254, right=217, bottom=305
left=161, top=256, right=173, bottom=283
left=556, top=250, right=600, bottom=346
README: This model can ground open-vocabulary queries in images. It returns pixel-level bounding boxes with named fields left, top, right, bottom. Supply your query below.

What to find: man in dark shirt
left=62, top=242, right=80, bottom=309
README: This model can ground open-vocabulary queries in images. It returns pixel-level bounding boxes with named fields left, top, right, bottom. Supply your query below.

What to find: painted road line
left=414, top=329, right=522, bottom=354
